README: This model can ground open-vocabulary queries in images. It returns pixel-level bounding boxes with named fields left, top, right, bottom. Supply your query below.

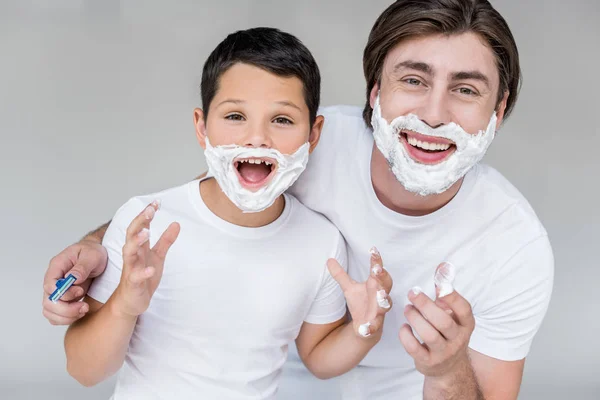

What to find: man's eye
left=225, top=114, right=244, bottom=121
left=274, top=117, right=293, bottom=125
left=405, top=78, right=422, bottom=86
left=458, top=87, right=477, bottom=96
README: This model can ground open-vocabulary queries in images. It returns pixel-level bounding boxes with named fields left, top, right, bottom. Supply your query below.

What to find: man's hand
left=42, top=239, right=109, bottom=325
left=112, top=201, right=180, bottom=318
left=399, top=262, right=483, bottom=399
left=327, top=246, right=393, bottom=339
left=399, top=286, right=475, bottom=377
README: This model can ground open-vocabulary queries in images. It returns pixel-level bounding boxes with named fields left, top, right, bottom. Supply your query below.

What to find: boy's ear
left=194, top=108, right=207, bottom=149
left=308, top=115, right=325, bottom=154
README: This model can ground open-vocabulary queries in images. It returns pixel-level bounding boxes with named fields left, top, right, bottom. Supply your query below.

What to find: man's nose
left=415, top=88, right=452, bottom=129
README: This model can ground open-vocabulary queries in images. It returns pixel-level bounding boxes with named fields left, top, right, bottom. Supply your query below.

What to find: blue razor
left=49, top=274, right=77, bottom=303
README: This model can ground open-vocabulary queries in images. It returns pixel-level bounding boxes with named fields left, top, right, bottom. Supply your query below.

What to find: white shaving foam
left=204, top=137, right=310, bottom=213
left=434, top=262, right=457, bottom=298
left=358, top=322, right=371, bottom=337
left=371, top=94, right=497, bottom=196
left=377, top=289, right=391, bottom=309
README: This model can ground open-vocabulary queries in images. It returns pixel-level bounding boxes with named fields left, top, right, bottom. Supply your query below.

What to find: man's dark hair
left=363, top=0, right=521, bottom=127
left=201, top=27, right=321, bottom=125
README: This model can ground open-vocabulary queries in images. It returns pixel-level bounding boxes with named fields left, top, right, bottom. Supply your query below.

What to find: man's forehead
left=384, top=33, right=498, bottom=81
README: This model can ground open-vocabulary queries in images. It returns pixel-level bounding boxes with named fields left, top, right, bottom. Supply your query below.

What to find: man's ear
left=194, top=108, right=207, bottom=149
left=308, top=115, right=325, bottom=154
left=495, top=91, right=509, bottom=130
left=369, top=81, right=380, bottom=110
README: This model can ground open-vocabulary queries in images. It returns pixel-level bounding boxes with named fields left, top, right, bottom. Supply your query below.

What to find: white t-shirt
left=278, top=105, right=554, bottom=400
left=88, top=179, right=348, bottom=400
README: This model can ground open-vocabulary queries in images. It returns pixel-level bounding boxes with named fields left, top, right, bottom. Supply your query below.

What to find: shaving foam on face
left=204, top=137, right=310, bottom=213
left=434, top=262, right=456, bottom=298
left=371, top=94, right=497, bottom=196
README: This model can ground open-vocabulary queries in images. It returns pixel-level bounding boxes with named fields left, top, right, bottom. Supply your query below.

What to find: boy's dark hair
left=201, top=27, right=321, bottom=125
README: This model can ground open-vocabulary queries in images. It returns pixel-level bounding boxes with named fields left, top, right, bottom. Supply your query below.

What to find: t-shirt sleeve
left=468, top=235, right=554, bottom=361
left=87, top=198, right=148, bottom=304
left=303, top=231, right=348, bottom=325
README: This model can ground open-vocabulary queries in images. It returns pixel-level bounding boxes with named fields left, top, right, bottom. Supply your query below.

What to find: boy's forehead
left=215, top=63, right=308, bottom=110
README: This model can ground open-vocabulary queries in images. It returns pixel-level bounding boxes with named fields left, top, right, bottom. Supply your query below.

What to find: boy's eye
left=225, top=113, right=245, bottom=121
left=273, top=117, right=293, bottom=125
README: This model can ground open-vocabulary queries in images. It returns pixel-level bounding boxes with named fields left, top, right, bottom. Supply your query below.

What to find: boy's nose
left=243, top=122, right=273, bottom=148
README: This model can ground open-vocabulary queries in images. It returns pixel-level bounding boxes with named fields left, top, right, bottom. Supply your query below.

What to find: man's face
left=370, top=32, right=508, bottom=165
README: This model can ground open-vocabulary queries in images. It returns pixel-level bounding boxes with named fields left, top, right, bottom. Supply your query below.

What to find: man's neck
left=199, top=178, right=285, bottom=227
left=370, top=145, right=463, bottom=217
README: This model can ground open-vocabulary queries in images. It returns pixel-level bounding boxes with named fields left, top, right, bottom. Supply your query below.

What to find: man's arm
left=64, top=296, right=137, bottom=386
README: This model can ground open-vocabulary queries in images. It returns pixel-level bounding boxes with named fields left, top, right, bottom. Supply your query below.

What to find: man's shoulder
left=318, top=104, right=367, bottom=137
left=469, top=163, right=547, bottom=238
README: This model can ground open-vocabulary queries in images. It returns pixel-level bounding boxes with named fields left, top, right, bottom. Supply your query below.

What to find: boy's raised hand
left=327, top=246, right=393, bottom=339
left=112, top=201, right=180, bottom=318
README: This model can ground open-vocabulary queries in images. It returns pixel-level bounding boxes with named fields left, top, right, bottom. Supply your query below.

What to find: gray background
left=1, top=0, right=598, bottom=399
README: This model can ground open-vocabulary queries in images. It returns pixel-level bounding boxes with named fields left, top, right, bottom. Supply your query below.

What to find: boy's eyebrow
left=275, top=100, right=302, bottom=111
left=217, top=99, right=245, bottom=107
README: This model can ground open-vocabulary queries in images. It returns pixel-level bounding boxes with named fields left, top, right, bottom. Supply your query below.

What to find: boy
left=64, top=28, right=393, bottom=399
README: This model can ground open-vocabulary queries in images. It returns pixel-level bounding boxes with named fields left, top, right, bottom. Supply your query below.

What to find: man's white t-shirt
left=88, top=179, right=348, bottom=400
left=278, top=105, right=554, bottom=399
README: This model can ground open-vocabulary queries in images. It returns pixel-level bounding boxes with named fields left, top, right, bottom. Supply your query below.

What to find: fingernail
left=445, top=309, right=454, bottom=314
left=143, top=205, right=156, bottom=220
left=369, top=246, right=380, bottom=257
left=79, top=305, right=88, bottom=314
left=152, top=199, right=162, bottom=210
left=358, top=322, right=371, bottom=337
left=410, top=286, right=423, bottom=296
left=371, top=264, right=383, bottom=276
left=137, top=228, right=150, bottom=244
left=377, top=290, right=391, bottom=309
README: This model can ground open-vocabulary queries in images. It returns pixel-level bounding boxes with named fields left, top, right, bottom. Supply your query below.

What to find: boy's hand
left=112, top=201, right=180, bottom=318
left=327, top=246, right=393, bottom=339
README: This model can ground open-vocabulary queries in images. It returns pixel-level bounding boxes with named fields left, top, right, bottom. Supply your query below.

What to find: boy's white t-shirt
left=278, top=105, right=554, bottom=400
left=88, top=180, right=348, bottom=400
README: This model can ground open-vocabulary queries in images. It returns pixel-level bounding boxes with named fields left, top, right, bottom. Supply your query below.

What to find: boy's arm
left=296, top=247, right=393, bottom=379
left=64, top=295, right=137, bottom=386
left=295, top=315, right=381, bottom=379
left=42, top=174, right=206, bottom=326
left=64, top=200, right=180, bottom=387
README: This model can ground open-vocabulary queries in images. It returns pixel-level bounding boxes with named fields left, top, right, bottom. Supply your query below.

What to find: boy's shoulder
left=284, top=193, right=342, bottom=241
left=111, top=181, right=193, bottom=225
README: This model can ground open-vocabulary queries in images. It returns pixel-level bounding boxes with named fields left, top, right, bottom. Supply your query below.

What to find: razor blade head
left=49, top=274, right=77, bottom=303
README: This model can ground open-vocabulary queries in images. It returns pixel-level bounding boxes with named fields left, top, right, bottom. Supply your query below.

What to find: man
left=43, top=1, right=553, bottom=399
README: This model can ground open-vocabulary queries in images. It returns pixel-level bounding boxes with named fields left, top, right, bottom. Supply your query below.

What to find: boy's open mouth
left=234, top=157, right=277, bottom=190
left=399, top=130, right=457, bottom=165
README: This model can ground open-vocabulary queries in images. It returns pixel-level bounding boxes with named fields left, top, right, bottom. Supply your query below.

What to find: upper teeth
left=407, top=136, right=451, bottom=151
left=239, top=159, right=272, bottom=166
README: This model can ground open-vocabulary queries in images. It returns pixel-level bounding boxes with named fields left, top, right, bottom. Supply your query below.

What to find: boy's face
left=195, top=63, right=323, bottom=191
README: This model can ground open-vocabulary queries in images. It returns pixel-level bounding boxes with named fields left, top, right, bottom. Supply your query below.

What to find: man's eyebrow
left=393, top=60, right=433, bottom=75
left=450, top=71, right=490, bottom=89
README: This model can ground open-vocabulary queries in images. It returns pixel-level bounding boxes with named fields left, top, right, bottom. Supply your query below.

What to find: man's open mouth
left=234, top=157, right=277, bottom=190
left=399, top=130, right=457, bottom=165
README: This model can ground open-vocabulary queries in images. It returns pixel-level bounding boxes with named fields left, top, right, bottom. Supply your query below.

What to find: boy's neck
left=199, top=178, right=285, bottom=227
